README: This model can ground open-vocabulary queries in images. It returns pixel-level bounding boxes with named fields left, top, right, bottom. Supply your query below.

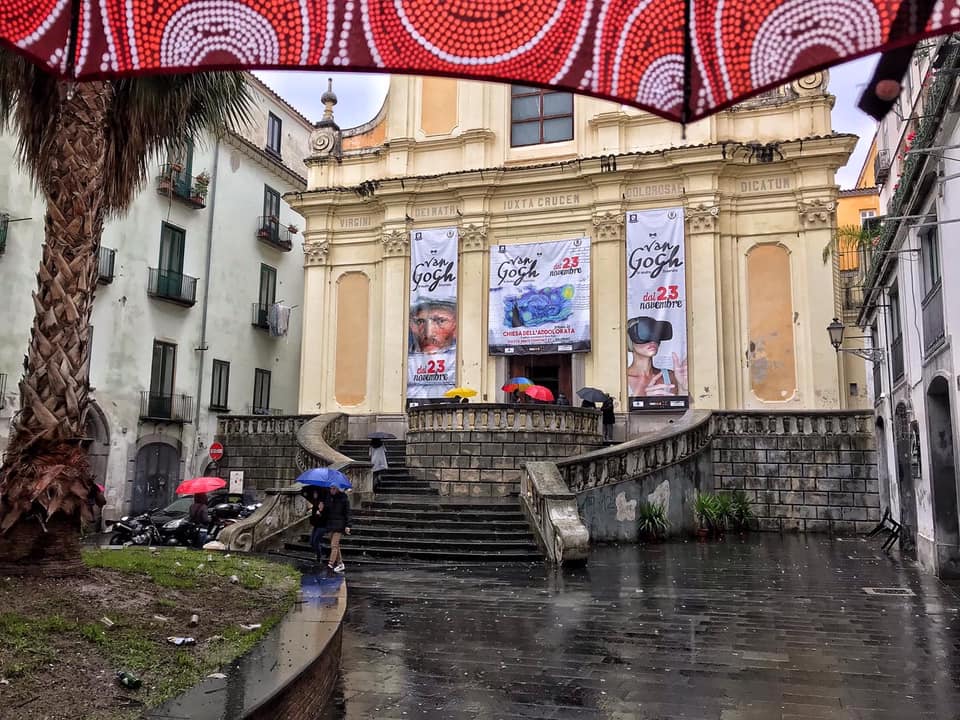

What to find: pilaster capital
left=381, top=228, right=410, bottom=257
left=303, top=240, right=330, bottom=267
left=591, top=210, right=624, bottom=243
left=685, top=204, right=720, bottom=233
left=797, top=199, right=836, bottom=226
left=460, top=222, right=488, bottom=252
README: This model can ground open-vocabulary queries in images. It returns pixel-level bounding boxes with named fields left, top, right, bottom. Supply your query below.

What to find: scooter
left=109, top=512, right=164, bottom=546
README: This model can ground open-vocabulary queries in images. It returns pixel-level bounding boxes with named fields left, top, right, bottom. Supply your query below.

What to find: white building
left=858, top=38, right=960, bottom=577
left=0, top=75, right=311, bottom=522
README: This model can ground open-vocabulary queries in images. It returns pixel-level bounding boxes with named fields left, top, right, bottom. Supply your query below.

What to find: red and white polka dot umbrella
left=0, top=0, right=953, bottom=121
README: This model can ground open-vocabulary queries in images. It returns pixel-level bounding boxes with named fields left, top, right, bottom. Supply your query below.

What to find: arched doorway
left=926, top=377, right=959, bottom=577
left=132, top=443, right=180, bottom=514
left=894, top=403, right=918, bottom=556
left=84, top=401, right=110, bottom=491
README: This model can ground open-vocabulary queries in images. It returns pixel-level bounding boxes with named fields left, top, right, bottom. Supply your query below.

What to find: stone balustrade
left=521, top=462, right=590, bottom=565
left=217, top=414, right=314, bottom=437
left=406, top=403, right=603, bottom=497
left=215, top=414, right=317, bottom=493
left=296, top=413, right=374, bottom=499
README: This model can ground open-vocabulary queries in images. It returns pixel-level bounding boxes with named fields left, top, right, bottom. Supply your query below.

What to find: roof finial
left=321, top=77, right=338, bottom=122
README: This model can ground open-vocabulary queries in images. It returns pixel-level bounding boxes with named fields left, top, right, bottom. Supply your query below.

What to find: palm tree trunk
left=0, top=80, right=111, bottom=576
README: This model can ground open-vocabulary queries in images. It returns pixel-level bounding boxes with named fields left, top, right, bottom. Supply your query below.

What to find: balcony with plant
left=256, top=215, right=293, bottom=251
left=156, top=163, right=209, bottom=209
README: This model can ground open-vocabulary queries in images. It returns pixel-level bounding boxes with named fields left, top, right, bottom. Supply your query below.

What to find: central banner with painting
left=407, top=227, right=458, bottom=401
left=488, top=237, right=592, bottom=355
left=625, top=208, right=690, bottom=411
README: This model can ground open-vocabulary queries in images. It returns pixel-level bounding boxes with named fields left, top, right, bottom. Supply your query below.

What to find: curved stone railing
left=217, top=413, right=371, bottom=552
left=407, top=403, right=601, bottom=435
left=217, top=414, right=314, bottom=436
left=557, top=411, right=713, bottom=494
left=521, top=462, right=589, bottom=565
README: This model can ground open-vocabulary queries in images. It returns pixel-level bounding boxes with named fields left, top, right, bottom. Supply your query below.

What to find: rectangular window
left=259, top=264, right=277, bottom=307
left=210, top=359, right=230, bottom=411
left=871, top=322, right=882, bottom=401
left=920, top=226, right=942, bottom=295
left=149, top=340, right=176, bottom=417
left=253, top=368, right=271, bottom=414
left=510, top=86, right=574, bottom=147
left=263, top=185, right=281, bottom=235
left=859, top=209, right=877, bottom=227
left=157, top=223, right=186, bottom=298
left=266, top=112, right=282, bottom=156
left=889, top=285, right=904, bottom=381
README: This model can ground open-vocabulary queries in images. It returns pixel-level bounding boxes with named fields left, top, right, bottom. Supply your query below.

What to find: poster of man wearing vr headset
left=625, top=208, right=690, bottom=411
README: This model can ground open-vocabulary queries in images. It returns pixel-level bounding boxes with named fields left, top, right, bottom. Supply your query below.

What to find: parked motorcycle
left=109, top=512, right=164, bottom=546
left=158, top=502, right=262, bottom=548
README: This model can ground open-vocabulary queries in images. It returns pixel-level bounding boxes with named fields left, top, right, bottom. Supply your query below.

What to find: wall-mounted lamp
left=827, top=318, right=885, bottom=363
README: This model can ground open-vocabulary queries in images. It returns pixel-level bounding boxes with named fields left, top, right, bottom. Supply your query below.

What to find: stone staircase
left=282, top=438, right=543, bottom=564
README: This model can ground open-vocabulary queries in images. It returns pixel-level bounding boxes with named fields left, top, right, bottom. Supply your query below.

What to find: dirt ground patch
left=0, top=548, right=299, bottom=720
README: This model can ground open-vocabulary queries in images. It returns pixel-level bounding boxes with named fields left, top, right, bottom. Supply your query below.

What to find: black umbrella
left=577, top=387, right=608, bottom=404
left=368, top=432, right=397, bottom=440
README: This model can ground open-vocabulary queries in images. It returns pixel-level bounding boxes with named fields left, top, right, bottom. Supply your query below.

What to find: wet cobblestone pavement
left=319, top=536, right=960, bottom=719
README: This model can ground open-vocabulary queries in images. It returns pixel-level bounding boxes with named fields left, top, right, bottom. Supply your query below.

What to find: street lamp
left=826, top=318, right=885, bottom=363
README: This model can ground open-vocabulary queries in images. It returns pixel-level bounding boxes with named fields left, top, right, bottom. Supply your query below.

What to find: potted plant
left=714, top=492, right=732, bottom=536
left=193, top=171, right=210, bottom=200
left=694, top=493, right=719, bottom=540
left=170, top=161, right=184, bottom=173
left=287, top=223, right=299, bottom=234
left=728, top=490, right=754, bottom=534
left=637, top=502, right=669, bottom=542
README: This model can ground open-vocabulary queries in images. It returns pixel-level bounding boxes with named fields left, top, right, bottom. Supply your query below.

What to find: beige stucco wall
left=292, top=73, right=855, bottom=418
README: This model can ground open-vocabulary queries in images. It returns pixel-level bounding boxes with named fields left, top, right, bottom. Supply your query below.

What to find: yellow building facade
left=292, top=73, right=857, bottom=428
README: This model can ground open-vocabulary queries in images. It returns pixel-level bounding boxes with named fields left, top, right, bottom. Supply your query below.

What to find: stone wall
left=215, top=415, right=315, bottom=494
left=406, top=404, right=603, bottom=497
left=713, top=411, right=879, bottom=533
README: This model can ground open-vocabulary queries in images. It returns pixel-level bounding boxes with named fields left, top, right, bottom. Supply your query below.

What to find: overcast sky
left=255, top=55, right=876, bottom=189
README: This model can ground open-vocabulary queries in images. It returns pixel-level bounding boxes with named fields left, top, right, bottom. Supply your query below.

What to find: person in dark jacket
left=601, top=396, right=616, bottom=443
left=188, top=493, right=210, bottom=525
left=301, top=486, right=327, bottom=560
left=320, top=485, right=351, bottom=573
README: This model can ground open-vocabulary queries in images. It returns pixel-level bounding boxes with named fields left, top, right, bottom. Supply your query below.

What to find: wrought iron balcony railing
left=256, top=216, right=293, bottom=251
left=251, top=302, right=272, bottom=330
left=139, top=391, right=193, bottom=423
left=97, top=247, right=116, bottom=284
left=874, top=149, right=891, bottom=185
left=147, top=267, right=197, bottom=306
left=157, top=163, right=208, bottom=209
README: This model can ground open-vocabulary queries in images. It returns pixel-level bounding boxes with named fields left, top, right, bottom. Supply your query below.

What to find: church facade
left=292, top=74, right=857, bottom=433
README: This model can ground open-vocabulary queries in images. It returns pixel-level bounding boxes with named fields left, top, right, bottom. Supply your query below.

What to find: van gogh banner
left=407, top=227, right=458, bottom=401
left=625, top=209, right=690, bottom=411
left=488, top=237, right=591, bottom=355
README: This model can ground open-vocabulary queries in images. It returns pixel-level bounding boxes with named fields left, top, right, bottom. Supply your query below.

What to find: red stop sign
left=209, top=442, right=224, bottom=462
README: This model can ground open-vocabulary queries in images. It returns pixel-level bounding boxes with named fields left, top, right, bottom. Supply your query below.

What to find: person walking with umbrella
left=321, top=485, right=351, bottom=573
left=369, top=438, right=389, bottom=491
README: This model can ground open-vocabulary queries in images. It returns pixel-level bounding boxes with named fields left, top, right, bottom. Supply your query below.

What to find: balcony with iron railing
left=139, top=391, right=193, bottom=423
left=874, top=149, right=891, bottom=185
left=251, top=302, right=272, bottom=330
left=834, top=241, right=878, bottom=320
left=147, top=267, right=197, bottom=307
left=256, top=216, right=293, bottom=251
left=922, top=284, right=945, bottom=354
left=157, top=164, right=209, bottom=209
left=97, top=247, right=116, bottom=284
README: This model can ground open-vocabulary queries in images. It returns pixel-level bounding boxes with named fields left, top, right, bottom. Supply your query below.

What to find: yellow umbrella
left=444, top=387, right=478, bottom=399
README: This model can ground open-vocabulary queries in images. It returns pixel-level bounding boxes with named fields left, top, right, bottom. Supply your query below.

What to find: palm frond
left=822, top=223, right=881, bottom=264
left=103, top=72, right=254, bottom=214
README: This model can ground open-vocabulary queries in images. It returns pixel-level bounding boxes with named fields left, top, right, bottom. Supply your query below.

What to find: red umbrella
left=0, top=0, right=951, bottom=121
left=175, top=476, right=226, bottom=495
left=524, top=385, right=555, bottom=403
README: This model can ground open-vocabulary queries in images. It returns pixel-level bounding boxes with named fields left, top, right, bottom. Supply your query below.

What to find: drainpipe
left=192, top=135, right=221, bottom=471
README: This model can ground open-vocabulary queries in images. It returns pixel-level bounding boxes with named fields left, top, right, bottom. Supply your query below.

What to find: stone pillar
left=459, top=222, right=488, bottom=396
left=591, top=211, right=625, bottom=406
left=300, top=237, right=331, bottom=412
left=685, top=202, right=724, bottom=408
left=379, top=227, right=409, bottom=413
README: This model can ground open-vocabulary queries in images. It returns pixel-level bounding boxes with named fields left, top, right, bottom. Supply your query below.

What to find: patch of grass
left=155, top=597, right=177, bottom=609
left=83, top=548, right=299, bottom=591
left=0, top=613, right=75, bottom=675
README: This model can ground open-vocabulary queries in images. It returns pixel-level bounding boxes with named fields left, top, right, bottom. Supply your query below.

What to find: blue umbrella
left=296, top=467, right=353, bottom=490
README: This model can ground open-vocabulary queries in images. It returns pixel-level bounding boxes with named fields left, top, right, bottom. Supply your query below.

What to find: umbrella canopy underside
left=1, top=0, right=956, bottom=121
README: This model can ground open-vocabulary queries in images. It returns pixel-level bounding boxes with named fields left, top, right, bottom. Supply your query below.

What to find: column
left=378, top=227, right=409, bottom=413
left=459, top=221, right=488, bottom=397
left=685, top=202, right=724, bottom=409
left=590, top=210, right=626, bottom=406
left=299, top=237, right=331, bottom=412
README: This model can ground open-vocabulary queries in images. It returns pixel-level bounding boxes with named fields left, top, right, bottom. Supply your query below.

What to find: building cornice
left=223, top=130, right=307, bottom=190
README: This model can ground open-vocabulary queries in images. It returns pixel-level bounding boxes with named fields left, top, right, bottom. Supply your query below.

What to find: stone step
left=344, top=516, right=533, bottom=532
left=373, top=487, right=440, bottom=496
left=287, top=540, right=543, bottom=563
left=361, top=498, right=525, bottom=512
left=354, top=508, right=527, bottom=523
left=299, top=526, right=536, bottom=542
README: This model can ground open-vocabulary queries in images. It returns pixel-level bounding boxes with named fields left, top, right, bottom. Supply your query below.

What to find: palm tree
left=0, top=53, right=251, bottom=575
